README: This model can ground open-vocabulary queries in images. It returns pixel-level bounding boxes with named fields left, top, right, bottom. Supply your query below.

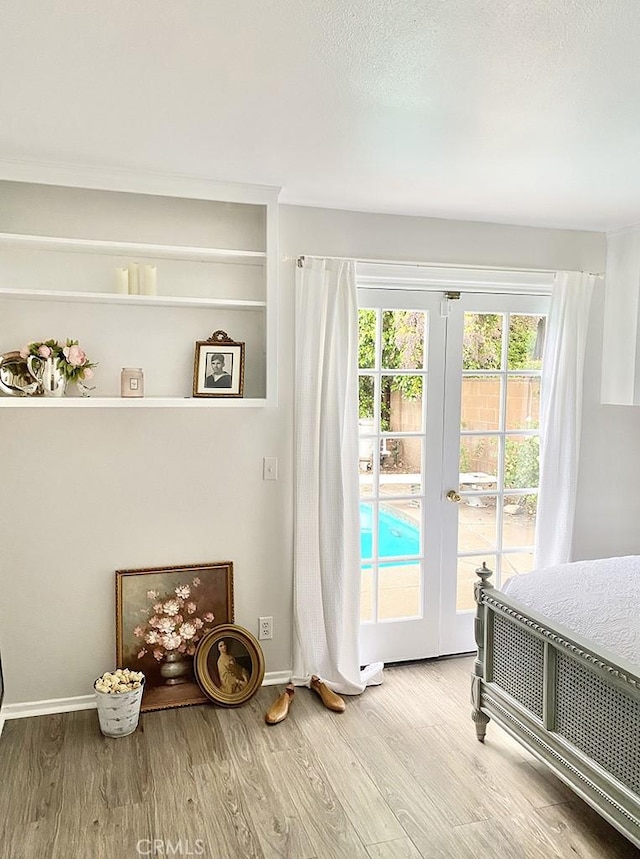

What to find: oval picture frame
left=194, top=624, right=265, bottom=707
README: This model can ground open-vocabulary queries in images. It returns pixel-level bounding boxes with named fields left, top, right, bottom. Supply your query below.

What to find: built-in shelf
left=0, top=397, right=268, bottom=408
left=0, top=173, right=279, bottom=406
left=0, top=287, right=266, bottom=310
left=0, top=233, right=267, bottom=265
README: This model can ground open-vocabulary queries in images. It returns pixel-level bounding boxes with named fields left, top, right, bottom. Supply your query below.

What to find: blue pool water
left=360, top=503, right=420, bottom=566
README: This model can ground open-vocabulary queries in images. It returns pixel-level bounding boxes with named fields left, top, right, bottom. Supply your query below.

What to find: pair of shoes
left=265, top=683, right=295, bottom=725
left=310, top=675, right=346, bottom=713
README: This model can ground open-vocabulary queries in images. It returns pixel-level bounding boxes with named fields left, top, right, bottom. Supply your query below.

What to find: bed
left=472, top=557, right=640, bottom=849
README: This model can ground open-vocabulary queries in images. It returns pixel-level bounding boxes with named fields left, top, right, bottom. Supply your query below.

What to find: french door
left=358, top=288, right=549, bottom=664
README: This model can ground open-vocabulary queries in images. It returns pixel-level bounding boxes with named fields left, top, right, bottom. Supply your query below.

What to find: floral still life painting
left=116, top=562, right=234, bottom=712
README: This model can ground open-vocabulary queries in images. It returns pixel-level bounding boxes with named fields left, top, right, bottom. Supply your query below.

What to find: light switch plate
left=263, top=456, right=278, bottom=480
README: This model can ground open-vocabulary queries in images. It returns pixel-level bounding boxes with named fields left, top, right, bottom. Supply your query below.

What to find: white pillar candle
left=127, top=262, right=139, bottom=295
left=115, top=267, right=129, bottom=294
left=141, top=264, right=157, bottom=296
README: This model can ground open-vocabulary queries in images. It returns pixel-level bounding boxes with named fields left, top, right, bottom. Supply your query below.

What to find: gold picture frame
left=194, top=624, right=265, bottom=708
left=115, top=561, right=234, bottom=712
left=192, top=329, right=245, bottom=398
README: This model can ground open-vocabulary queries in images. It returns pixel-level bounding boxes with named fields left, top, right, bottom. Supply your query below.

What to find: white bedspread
left=501, top=555, right=640, bottom=668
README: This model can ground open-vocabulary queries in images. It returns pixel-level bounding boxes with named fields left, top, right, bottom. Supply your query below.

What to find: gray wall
left=2, top=203, right=635, bottom=706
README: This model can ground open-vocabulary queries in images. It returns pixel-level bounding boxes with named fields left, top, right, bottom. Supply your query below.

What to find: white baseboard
left=261, top=670, right=292, bottom=686
left=2, top=694, right=96, bottom=722
left=0, top=670, right=292, bottom=727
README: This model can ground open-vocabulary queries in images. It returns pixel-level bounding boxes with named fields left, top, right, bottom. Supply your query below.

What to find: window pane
left=461, top=375, right=502, bottom=431
left=359, top=473, right=374, bottom=496
left=358, top=309, right=377, bottom=369
left=463, top=313, right=503, bottom=370
left=382, top=375, right=423, bottom=433
left=360, top=566, right=373, bottom=622
left=359, top=376, right=374, bottom=422
left=378, top=562, right=421, bottom=620
left=457, top=554, right=497, bottom=612
left=458, top=496, right=497, bottom=552
left=459, top=436, right=499, bottom=483
left=502, top=494, right=537, bottom=548
left=360, top=502, right=374, bottom=560
left=382, top=310, right=425, bottom=370
left=508, top=314, right=544, bottom=370
left=504, top=435, right=539, bottom=489
left=501, top=552, right=535, bottom=588
left=506, top=376, right=540, bottom=430
left=380, top=437, right=422, bottom=496
left=378, top=501, right=421, bottom=560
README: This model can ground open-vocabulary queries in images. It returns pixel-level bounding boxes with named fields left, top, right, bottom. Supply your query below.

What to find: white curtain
left=534, top=271, right=595, bottom=569
left=293, top=257, right=383, bottom=694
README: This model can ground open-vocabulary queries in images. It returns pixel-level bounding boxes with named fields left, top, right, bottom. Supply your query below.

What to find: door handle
left=446, top=489, right=461, bottom=503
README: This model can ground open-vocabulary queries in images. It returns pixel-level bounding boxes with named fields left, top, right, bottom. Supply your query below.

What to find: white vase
left=94, top=680, right=144, bottom=738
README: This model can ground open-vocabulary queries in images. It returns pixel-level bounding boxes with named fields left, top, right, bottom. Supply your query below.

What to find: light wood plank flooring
left=0, top=657, right=637, bottom=858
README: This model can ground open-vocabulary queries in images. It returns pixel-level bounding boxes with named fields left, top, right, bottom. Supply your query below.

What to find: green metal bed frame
left=472, top=563, right=640, bottom=849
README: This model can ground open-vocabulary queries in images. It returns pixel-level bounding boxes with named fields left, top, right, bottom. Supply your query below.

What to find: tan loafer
left=310, top=675, right=346, bottom=713
left=265, top=683, right=295, bottom=725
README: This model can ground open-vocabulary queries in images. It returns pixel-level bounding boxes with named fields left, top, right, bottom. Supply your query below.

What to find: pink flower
left=178, top=643, right=187, bottom=653
left=203, top=612, right=214, bottom=622
left=175, top=585, right=191, bottom=599
left=137, top=649, right=147, bottom=658
left=63, top=344, right=87, bottom=367
left=19, top=344, right=30, bottom=359
left=162, top=599, right=180, bottom=616
left=179, top=622, right=197, bottom=640
left=194, top=618, right=204, bottom=629
left=145, top=630, right=159, bottom=644
left=81, top=367, right=94, bottom=380
left=37, top=344, right=52, bottom=358
left=161, top=632, right=182, bottom=650
left=186, top=602, right=196, bottom=614
left=146, top=590, right=159, bottom=600
left=156, top=617, right=175, bottom=634
left=192, top=577, right=201, bottom=587
left=186, top=645, right=196, bottom=656
left=153, top=603, right=163, bottom=613
left=133, top=626, right=144, bottom=638
left=149, top=615, right=161, bottom=628
left=153, top=649, right=163, bottom=661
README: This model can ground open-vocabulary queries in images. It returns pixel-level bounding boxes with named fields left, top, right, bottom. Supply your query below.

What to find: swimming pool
left=360, top=502, right=420, bottom=565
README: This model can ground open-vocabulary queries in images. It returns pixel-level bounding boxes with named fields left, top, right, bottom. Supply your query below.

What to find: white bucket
left=94, top=679, right=145, bottom=738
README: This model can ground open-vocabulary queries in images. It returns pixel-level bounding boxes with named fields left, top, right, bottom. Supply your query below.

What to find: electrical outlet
left=259, top=616, right=273, bottom=640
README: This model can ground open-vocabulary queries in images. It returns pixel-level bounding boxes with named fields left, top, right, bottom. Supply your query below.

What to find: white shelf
left=0, top=173, right=279, bottom=406
left=0, top=397, right=268, bottom=408
left=0, top=233, right=267, bottom=264
left=0, top=287, right=266, bottom=310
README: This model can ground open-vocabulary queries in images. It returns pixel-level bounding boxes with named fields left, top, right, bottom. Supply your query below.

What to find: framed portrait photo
left=193, top=329, right=244, bottom=398
left=115, top=561, right=234, bottom=712
left=194, top=624, right=265, bottom=708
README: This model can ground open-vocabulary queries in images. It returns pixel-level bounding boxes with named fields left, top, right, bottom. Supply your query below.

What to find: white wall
left=3, top=202, right=636, bottom=707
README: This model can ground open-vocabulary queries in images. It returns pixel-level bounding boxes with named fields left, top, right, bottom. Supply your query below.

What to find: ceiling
left=2, top=0, right=640, bottom=231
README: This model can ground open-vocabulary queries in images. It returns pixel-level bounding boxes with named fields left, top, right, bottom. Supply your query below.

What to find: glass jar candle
left=121, top=368, right=144, bottom=398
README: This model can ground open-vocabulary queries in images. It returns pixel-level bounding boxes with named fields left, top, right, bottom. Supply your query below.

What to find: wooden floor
left=1, top=656, right=637, bottom=859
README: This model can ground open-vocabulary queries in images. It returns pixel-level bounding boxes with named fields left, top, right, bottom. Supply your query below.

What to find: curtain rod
left=292, top=254, right=604, bottom=278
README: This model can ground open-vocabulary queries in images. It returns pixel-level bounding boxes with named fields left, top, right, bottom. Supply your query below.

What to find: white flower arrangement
left=133, top=576, right=216, bottom=662
left=95, top=668, right=144, bottom=694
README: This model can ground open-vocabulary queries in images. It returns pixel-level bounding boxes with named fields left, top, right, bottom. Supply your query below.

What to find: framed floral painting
left=115, top=562, right=234, bottom=712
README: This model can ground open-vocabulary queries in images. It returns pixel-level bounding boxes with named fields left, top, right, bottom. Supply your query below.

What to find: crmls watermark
left=136, top=839, right=206, bottom=856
